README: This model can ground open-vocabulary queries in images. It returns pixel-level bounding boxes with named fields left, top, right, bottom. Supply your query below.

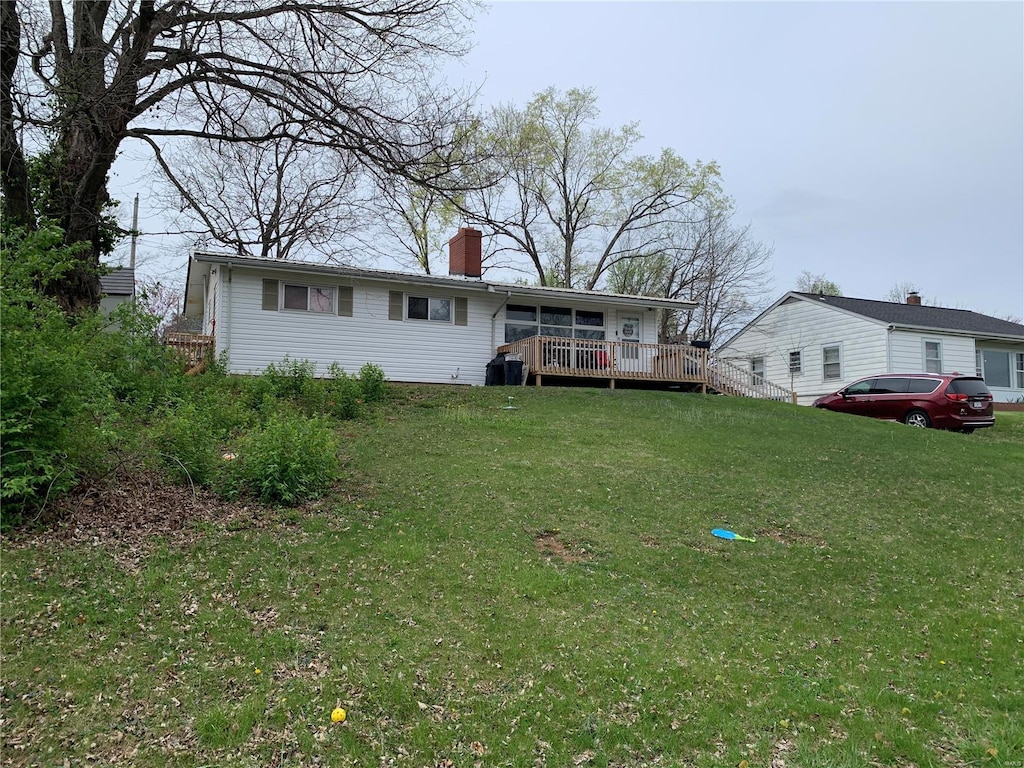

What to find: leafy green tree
left=464, top=87, right=720, bottom=289
left=796, top=271, right=843, bottom=296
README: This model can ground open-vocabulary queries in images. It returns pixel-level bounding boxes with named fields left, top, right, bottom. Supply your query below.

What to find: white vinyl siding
left=222, top=271, right=490, bottom=384
left=717, top=296, right=888, bottom=403
left=890, top=332, right=974, bottom=375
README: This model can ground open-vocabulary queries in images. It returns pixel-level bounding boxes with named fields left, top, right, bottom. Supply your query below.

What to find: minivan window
left=872, top=378, right=909, bottom=394
left=947, top=378, right=992, bottom=396
left=907, top=378, right=941, bottom=394
left=845, top=379, right=875, bottom=395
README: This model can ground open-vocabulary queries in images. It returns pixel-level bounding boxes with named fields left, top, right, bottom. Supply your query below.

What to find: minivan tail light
left=945, top=393, right=968, bottom=402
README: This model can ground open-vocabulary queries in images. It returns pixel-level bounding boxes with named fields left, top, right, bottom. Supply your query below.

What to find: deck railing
left=165, top=332, right=215, bottom=368
left=706, top=356, right=796, bottom=403
left=497, top=335, right=796, bottom=403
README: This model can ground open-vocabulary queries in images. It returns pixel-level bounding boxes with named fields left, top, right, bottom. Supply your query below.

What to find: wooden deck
left=165, top=332, right=215, bottom=372
left=497, top=336, right=796, bottom=403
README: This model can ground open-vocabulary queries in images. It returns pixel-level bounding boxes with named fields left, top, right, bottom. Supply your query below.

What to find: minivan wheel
left=904, top=410, right=931, bottom=428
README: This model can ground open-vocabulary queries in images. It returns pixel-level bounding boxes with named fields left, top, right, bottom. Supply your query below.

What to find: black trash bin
left=485, top=355, right=506, bottom=386
left=504, top=359, right=524, bottom=386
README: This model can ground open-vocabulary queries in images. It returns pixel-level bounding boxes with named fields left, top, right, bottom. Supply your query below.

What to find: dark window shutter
left=337, top=286, right=353, bottom=317
left=455, top=297, right=468, bottom=326
left=262, top=279, right=279, bottom=311
left=389, top=291, right=404, bottom=321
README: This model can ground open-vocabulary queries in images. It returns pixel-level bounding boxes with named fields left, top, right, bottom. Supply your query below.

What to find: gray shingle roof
left=794, top=292, right=1024, bottom=339
left=100, top=267, right=135, bottom=296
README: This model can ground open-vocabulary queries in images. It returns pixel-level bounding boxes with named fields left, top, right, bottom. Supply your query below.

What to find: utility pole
left=129, top=194, right=139, bottom=270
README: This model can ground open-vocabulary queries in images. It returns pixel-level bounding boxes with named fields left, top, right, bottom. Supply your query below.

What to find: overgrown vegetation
left=0, top=229, right=388, bottom=525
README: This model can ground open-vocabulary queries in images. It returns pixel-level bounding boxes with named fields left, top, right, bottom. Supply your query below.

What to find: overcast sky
left=113, top=0, right=1023, bottom=320
left=445, top=0, right=1024, bottom=319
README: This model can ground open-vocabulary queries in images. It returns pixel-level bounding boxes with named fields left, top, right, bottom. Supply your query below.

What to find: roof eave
left=190, top=251, right=697, bottom=311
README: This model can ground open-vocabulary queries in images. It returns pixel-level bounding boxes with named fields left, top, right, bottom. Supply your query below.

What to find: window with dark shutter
left=262, top=279, right=279, bottom=310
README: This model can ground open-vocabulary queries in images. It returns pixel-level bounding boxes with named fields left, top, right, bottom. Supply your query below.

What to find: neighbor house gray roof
left=793, top=292, right=1024, bottom=340
left=100, top=267, right=135, bottom=296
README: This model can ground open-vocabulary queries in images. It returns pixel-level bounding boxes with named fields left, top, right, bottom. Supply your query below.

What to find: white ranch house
left=182, top=229, right=774, bottom=393
left=717, top=291, right=1024, bottom=404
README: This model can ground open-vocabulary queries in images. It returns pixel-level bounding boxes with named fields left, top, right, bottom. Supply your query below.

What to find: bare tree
left=463, top=87, right=719, bottom=289
left=883, top=281, right=924, bottom=304
left=359, top=171, right=463, bottom=274
left=796, top=271, right=842, bottom=296
left=606, top=199, right=773, bottom=346
left=1, top=0, right=476, bottom=311
left=152, top=110, right=364, bottom=261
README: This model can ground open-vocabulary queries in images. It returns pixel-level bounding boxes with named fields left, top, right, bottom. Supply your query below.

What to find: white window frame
left=503, top=304, right=606, bottom=343
left=751, top=356, right=765, bottom=384
left=822, top=343, right=842, bottom=381
left=976, top=349, right=983, bottom=378
left=1016, top=352, right=1024, bottom=389
left=923, top=340, right=942, bottom=374
left=283, top=284, right=335, bottom=313
left=408, top=295, right=453, bottom=323
left=788, top=350, right=802, bottom=375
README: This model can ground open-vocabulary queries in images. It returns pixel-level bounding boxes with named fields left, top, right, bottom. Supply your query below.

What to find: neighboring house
left=99, top=266, right=135, bottom=313
left=718, top=291, right=1024, bottom=404
left=182, top=228, right=699, bottom=387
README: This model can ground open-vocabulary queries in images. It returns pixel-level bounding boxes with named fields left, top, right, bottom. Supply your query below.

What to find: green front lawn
left=3, top=387, right=1022, bottom=767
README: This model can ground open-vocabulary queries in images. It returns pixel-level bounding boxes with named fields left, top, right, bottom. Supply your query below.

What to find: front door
left=616, top=313, right=642, bottom=372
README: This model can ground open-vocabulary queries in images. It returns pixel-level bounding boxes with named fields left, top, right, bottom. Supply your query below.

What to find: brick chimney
left=448, top=227, right=482, bottom=278
left=906, top=291, right=922, bottom=306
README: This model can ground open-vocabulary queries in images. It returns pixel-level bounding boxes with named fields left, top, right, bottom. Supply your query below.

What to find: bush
left=358, top=362, right=387, bottom=403
left=326, top=363, right=363, bottom=420
left=224, top=413, right=338, bottom=504
left=151, top=401, right=221, bottom=487
left=0, top=227, right=108, bottom=518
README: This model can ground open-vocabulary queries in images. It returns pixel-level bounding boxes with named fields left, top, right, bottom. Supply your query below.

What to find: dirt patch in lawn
left=533, top=530, right=593, bottom=563
left=1, top=466, right=335, bottom=573
left=760, top=528, right=828, bottom=548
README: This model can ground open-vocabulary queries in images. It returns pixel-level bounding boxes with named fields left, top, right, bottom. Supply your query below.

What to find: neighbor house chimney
left=448, top=227, right=482, bottom=278
left=906, top=291, right=922, bottom=306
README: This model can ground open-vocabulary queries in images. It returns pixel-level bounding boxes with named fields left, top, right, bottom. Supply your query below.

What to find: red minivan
left=813, top=374, right=995, bottom=432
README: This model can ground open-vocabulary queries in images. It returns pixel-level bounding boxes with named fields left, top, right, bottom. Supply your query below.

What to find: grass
left=3, top=387, right=1023, bottom=767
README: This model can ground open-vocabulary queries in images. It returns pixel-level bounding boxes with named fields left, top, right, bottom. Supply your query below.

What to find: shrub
left=0, top=227, right=108, bottom=518
left=225, top=413, right=338, bottom=504
left=326, top=363, right=363, bottom=420
left=358, top=362, right=388, bottom=403
left=151, top=401, right=221, bottom=487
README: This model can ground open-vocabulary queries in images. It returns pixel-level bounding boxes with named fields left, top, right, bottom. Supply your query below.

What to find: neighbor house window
left=976, top=349, right=983, bottom=378
left=408, top=296, right=452, bottom=322
left=982, top=349, right=1011, bottom=388
left=789, top=350, right=802, bottom=374
left=751, top=357, right=765, bottom=384
left=1016, top=353, right=1024, bottom=389
left=822, top=344, right=842, bottom=380
left=283, top=284, right=335, bottom=313
left=503, top=304, right=605, bottom=343
left=923, top=340, right=942, bottom=373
